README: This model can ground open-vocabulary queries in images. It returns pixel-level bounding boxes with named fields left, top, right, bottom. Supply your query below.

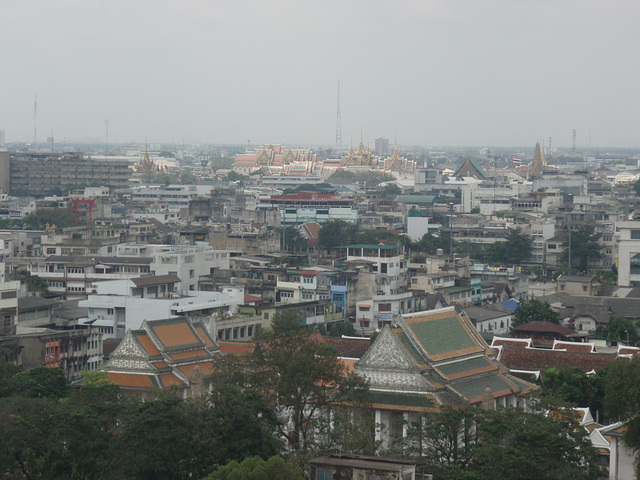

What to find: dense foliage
left=561, top=225, right=603, bottom=273
left=484, top=227, right=533, bottom=265
left=249, top=312, right=371, bottom=453
left=604, top=355, right=640, bottom=451
left=402, top=406, right=601, bottom=480
left=0, top=370, right=282, bottom=480
left=511, top=298, right=560, bottom=331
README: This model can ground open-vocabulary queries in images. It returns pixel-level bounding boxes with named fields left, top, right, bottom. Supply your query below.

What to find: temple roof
left=105, top=317, right=220, bottom=392
left=453, top=158, right=487, bottom=180
left=355, top=307, right=536, bottom=410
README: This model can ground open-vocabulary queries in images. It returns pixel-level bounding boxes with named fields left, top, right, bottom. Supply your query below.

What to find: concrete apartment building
left=0, top=152, right=131, bottom=195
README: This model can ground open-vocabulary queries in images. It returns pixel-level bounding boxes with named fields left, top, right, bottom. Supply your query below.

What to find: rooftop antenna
left=50, top=130, right=54, bottom=152
left=33, top=95, right=38, bottom=152
left=336, top=81, right=342, bottom=146
left=572, top=129, right=576, bottom=154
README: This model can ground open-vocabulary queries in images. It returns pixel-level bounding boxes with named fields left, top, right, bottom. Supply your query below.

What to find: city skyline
left=1, top=0, right=639, bottom=148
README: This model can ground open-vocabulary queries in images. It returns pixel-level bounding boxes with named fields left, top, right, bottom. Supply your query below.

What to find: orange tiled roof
left=194, top=326, right=216, bottom=349
left=218, top=341, right=254, bottom=354
left=107, top=372, right=155, bottom=389
left=151, top=322, right=200, bottom=348
left=158, top=373, right=187, bottom=388
left=168, top=349, right=211, bottom=361
left=177, top=361, right=216, bottom=378
left=135, top=332, right=162, bottom=357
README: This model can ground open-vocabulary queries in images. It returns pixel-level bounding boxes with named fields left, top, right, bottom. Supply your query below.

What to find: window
left=378, top=303, right=391, bottom=312
left=632, top=230, right=640, bottom=239
left=1, top=291, right=16, bottom=299
left=46, top=248, right=56, bottom=254
left=316, top=470, right=333, bottom=480
left=264, top=312, right=269, bottom=320
left=248, top=325, right=254, bottom=337
left=189, top=269, right=195, bottom=278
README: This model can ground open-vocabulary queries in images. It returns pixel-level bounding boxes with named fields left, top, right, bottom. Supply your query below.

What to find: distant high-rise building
left=0, top=130, right=5, bottom=147
left=375, top=137, right=389, bottom=156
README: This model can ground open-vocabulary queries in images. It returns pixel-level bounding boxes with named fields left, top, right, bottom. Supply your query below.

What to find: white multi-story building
left=0, top=261, right=19, bottom=335
left=130, top=184, right=199, bottom=211
left=116, top=243, right=231, bottom=292
left=615, top=221, right=640, bottom=287
left=257, top=191, right=359, bottom=226
left=79, top=276, right=246, bottom=339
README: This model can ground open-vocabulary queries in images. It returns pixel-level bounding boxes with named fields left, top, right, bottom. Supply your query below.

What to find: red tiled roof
left=244, top=294, right=262, bottom=303
left=514, top=321, right=576, bottom=335
left=299, top=270, right=318, bottom=276
left=553, top=341, right=595, bottom=353
left=218, top=341, right=255, bottom=355
left=499, top=345, right=616, bottom=373
left=320, top=336, right=371, bottom=358
left=491, top=337, right=532, bottom=348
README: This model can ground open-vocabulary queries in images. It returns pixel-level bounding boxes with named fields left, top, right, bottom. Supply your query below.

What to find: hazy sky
left=2, top=0, right=639, bottom=148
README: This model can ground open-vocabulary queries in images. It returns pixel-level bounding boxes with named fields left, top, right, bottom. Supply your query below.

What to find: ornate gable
left=356, top=326, right=419, bottom=372
left=106, top=330, right=155, bottom=372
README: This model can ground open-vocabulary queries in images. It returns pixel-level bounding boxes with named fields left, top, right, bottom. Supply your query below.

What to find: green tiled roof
left=437, top=356, right=492, bottom=377
left=450, top=374, right=512, bottom=400
left=370, top=390, right=434, bottom=409
left=396, top=331, right=427, bottom=365
left=409, top=315, right=478, bottom=357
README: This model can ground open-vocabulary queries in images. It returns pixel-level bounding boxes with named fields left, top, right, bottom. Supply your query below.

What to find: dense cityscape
left=3, top=0, right=640, bottom=477
left=0, top=137, right=639, bottom=479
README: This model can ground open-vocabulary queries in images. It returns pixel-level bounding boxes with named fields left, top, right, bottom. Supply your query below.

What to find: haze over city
left=2, top=0, right=639, bottom=148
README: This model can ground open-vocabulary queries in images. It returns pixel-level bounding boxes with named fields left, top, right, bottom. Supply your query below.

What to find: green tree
left=203, top=383, right=282, bottom=467
left=21, top=208, right=76, bottom=229
left=403, top=406, right=478, bottom=478
left=596, top=315, right=638, bottom=344
left=412, top=231, right=453, bottom=255
left=472, top=407, right=600, bottom=480
left=112, top=392, right=210, bottom=480
left=380, top=183, right=402, bottom=198
left=279, top=226, right=307, bottom=252
left=485, top=227, right=533, bottom=265
left=511, top=298, right=559, bottom=331
left=539, top=366, right=588, bottom=405
left=561, top=225, right=602, bottom=273
left=0, top=350, right=20, bottom=397
left=206, top=456, right=303, bottom=480
left=604, top=355, right=640, bottom=451
left=10, top=366, right=68, bottom=399
left=19, top=270, right=49, bottom=294
left=328, top=169, right=357, bottom=184
left=180, top=168, right=196, bottom=184
left=251, top=312, right=370, bottom=452
left=318, top=220, right=359, bottom=251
